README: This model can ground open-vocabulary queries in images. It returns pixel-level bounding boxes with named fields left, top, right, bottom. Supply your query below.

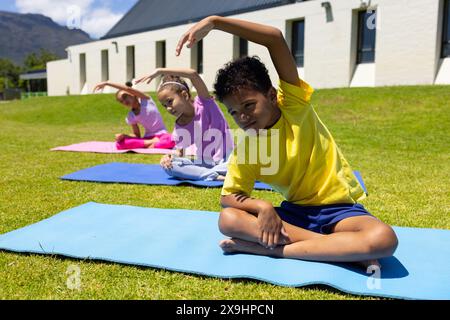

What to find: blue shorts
left=275, top=202, right=375, bottom=235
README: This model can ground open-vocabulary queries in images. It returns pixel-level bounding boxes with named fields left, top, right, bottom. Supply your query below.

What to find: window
left=233, top=37, right=248, bottom=59
left=197, top=40, right=203, bottom=74
left=126, top=46, right=135, bottom=80
left=192, top=40, right=203, bottom=74
left=79, top=53, right=86, bottom=89
left=357, top=10, right=377, bottom=64
left=291, top=20, right=305, bottom=67
left=101, top=50, right=109, bottom=81
left=239, top=38, right=248, bottom=58
left=156, top=41, right=166, bottom=68
left=443, top=0, right=450, bottom=58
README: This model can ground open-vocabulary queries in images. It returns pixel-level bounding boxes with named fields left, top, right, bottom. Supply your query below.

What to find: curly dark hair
left=214, top=56, right=273, bottom=102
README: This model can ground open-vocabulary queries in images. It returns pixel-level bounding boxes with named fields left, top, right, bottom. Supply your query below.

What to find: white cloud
left=80, top=8, right=122, bottom=38
left=15, top=0, right=93, bottom=22
left=15, top=0, right=123, bottom=38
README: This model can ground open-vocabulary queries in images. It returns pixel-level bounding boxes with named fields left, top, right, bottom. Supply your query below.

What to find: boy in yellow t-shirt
left=177, top=16, right=398, bottom=268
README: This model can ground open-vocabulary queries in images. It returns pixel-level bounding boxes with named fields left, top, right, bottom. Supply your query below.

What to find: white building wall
left=375, top=0, right=443, bottom=86
left=71, top=51, right=81, bottom=94
left=48, top=0, right=449, bottom=96
left=46, top=59, right=70, bottom=96
left=85, top=50, right=102, bottom=93
left=300, top=0, right=359, bottom=88
left=202, top=30, right=234, bottom=91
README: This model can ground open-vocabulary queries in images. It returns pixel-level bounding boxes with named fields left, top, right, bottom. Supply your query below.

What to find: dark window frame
left=357, top=10, right=377, bottom=64
left=197, top=40, right=203, bottom=74
left=101, top=49, right=109, bottom=82
left=291, top=20, right=305, bottom=68
left=79, top=53, right=86, bottom=88
left=156, top=41, right=166, bottom=68
left=442, top=0, right=450, bottom=58
left=239, top=37, right=248, bottom=58
left=161, top=41, right=166, bottom=68
left=126, top=45, right=136, bottom=80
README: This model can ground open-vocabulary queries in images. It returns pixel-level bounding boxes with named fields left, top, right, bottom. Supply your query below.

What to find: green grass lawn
left=0, top=85, right=449, bottom=300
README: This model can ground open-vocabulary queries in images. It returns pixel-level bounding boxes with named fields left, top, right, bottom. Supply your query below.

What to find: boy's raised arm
left=176, top=16, right=300, bottom=86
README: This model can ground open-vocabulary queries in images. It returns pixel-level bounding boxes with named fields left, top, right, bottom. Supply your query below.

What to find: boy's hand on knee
left=257, top=203, right=288, bottom=249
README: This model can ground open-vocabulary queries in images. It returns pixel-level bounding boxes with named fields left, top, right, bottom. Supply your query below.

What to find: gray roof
left=20, top=69, right=47, bottom=80
left=102, top=0, right=295, bottom=39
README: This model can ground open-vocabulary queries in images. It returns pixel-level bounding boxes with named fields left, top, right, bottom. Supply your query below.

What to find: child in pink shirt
left=137, top=68, right=233, bottom=181
left=93, top=81, right=174, bottom=150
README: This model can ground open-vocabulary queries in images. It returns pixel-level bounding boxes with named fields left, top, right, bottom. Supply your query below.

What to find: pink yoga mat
left=51, top=141, right=176, bottom=155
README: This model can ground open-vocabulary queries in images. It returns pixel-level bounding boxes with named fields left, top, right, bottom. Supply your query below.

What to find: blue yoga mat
left=61, top=162, right=368, bottom=194
left=61, top=162, right=272, bottom=190
left=0, top=202, right=448, bottom=300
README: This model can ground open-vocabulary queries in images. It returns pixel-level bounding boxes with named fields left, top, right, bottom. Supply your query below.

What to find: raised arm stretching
left=176, top=16, right=300, bottom=85
left=136, top=68, right=209, bottom=99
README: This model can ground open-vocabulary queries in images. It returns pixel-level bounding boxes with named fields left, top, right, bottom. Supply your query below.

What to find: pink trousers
left=116, top=133, right=175, bottom=150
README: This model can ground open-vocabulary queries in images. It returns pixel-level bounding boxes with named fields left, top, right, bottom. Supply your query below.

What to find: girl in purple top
left=137, top=68, right=233, bottom=181
left=93, top=81, right=175, bottom=150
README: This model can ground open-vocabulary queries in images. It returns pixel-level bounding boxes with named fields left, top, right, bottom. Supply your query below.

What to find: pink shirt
left=172, top=96, right=233, bottom=164
left=126, top=98, right=168, bottom=138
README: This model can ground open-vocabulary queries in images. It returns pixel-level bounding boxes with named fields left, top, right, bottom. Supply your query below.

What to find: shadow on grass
left=2, top=250, right=407, bottom=300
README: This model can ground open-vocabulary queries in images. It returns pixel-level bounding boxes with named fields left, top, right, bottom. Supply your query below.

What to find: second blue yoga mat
left=61, top=162, right=368, bottom=194
left=0, top=202, right=448, bottom=300
left=61, top=162, right=272, bottom=190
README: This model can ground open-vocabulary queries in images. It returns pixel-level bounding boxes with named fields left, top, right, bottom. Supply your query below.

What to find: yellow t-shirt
left=221, top=79, right=366, bottom=206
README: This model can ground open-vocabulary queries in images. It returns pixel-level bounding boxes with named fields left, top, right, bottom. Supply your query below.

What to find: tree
left=0, top=58, right=22, bottom=91
left=23, top=49, right=59, bottom=71
left=0, top=49, right=58, bottom=91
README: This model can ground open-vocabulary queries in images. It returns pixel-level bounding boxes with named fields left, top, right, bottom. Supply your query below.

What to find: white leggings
left=163, top=157, right=228, bottom=181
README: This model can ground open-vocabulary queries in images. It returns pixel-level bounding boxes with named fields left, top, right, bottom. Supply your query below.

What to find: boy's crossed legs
left=219, top=207, right=398, bottom=269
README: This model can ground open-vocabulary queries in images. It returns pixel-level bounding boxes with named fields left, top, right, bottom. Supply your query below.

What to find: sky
left=0, top=0, right=139, bottom=39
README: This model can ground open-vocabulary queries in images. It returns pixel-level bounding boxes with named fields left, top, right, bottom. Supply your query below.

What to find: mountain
left=0, top=11, right=92, bottom=65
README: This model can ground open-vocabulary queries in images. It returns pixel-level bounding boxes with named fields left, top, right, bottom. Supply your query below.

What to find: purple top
left=172, top=96, right=233, bottom=164
left=126, top=98, right=168, bottom=138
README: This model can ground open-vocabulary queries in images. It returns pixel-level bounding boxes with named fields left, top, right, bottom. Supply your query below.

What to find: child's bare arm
left=221, top=194, right=288, bottom=248
left=221, top=193, right=271, bottom=215
left=131, top=124, right=141, bottom=138
left=136, top=68, right=210, bottom=99
left=93, top=81, right=150, bottom=100
left=176, top=16, right=300, bottom=86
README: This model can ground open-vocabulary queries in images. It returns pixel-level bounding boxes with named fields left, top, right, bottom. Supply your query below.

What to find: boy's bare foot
left=219, top=238, right=282, bottom=257
left=220, top=238, right=260, bottom=253
left=221, top=239, right=382, bottom=272
left=220, top=239, right=382, bottom=274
